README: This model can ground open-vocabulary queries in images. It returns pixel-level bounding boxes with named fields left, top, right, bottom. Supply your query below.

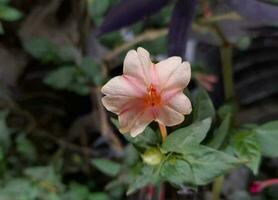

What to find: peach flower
left=101, top=47, right=192, bottom=137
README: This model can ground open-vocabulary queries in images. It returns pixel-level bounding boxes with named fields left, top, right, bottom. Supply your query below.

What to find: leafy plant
left=0, top=0, right=22, bottom=34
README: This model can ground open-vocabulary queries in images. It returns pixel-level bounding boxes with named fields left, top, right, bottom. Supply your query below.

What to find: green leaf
left=23, top=38, right=78, bottom=63
left=111, top=118, right=160, bottom=152
left=80, top=57, right=103, bottom=86
left=46, top=68, right=90, bottom=95
left=44, top=66, right=76, bottom=89
left=89, top=193, right=110, bottom=200
left=127, top=165, right=158, bottom=195
left=62, top=182, right=90, bottom=200
left=254, top=120, right=278, bottom=157
left=124, top=127, right=160, bottom=151
left=92, top=159, right=121, bottom=177
left=140, top=36, right=167, bottom=55
left=0, top=111, right=10, bottom=151
left=161, top=145, right=241, bottom=186
left=162, top=118, right=211, bottom=153
left=24, top=166, right=63, bottom=190
left=100, top=32, right=124, bottom=48
left=207, top=114, right=231, bottom=149
left=44, top=193, right=61, bottom=200
left=193, top=88, right=215, bottom=121
left=188, top=147, right=240, bottom=185
left=23, top=38, right=60, bottom=62
left=0, top=22, right=4, bottom=34
left=217, top=103, right=235, bottom=121
left=57, top=45, right=80, bottom=63
left=184, top=145, right=241, bottom=185
left=148, top=5, right=172, bottom=27
left=160, top=156, right=194, bottom=186
left=0, top=0, right=10, bottom=4
left=88, top=0, right=109, bottom=17
left=16, top=134, right=37, bottom=162
left=124, top=144, right=140, bottom=166
left=232, top=130, right=261, bottom=174
left=236, top=36, right=251, bottom=50
left=0, top=178, right=39, bottom=200
left=0, top=5, right=22, bottom=21
left=88, top=0, right=109, bottom=25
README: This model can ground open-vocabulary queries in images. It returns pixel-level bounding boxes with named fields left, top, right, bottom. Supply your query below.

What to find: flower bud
left=142, top=147, right=164, bottom=165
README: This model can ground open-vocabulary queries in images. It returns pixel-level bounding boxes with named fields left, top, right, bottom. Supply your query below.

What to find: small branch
left=93, top=87, right=123, bottom=154
left=104, top=29, right=167, bottom=62
left=1, top=99, right=97, bottom=157
left=80, top=129, right=92, bottom=174
left=35, top=130, right=94, bottom=156
left=202, top=12, right=241, bottom=23
left=159, top=184, right=165, bottom=200
left=201, top=0, right=213, bottom=18
left=212, top=25, right=230, bottom=46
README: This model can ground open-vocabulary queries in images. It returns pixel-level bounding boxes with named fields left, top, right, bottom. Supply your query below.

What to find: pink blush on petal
left=123, top=75, right=147, bottom=97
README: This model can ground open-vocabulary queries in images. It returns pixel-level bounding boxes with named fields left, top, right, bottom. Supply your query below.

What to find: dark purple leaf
left=96, top=0, right=170, bottom=36
left=168, top=0, right=197, bottom=59
left=229, top=0, right=278, bottom=24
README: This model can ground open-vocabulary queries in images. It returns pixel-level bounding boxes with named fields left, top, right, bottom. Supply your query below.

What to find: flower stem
left=261, top=178, right=278, bottom=188
left=220, top=45, right=235, bottom=100
left=212, top=176, right=224, bottom=200
left=213, top=25, right=235, bottom=100
left=158, top=123, right=167, bottom=143
left=211, top=25, right=235, bottom=200
left=159, top=183, right=165, bottom=200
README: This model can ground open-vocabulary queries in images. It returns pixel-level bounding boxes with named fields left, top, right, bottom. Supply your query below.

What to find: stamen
left=144, top=84, right=161, bottom=107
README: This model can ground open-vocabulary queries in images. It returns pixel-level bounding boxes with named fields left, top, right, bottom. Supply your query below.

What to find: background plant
left=0, top=0, right=278, bottom=199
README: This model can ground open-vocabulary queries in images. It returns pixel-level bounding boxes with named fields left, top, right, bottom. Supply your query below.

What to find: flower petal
left=166, top=92, right=192, bottom=115
left=156, top=59, right=191, bottom=91
left=155, top=106, right=185, bottom=126
left=129, top=110, right=154, bottom=137
left=102, top=95, right=136, bottom=114
left=119, top=106, right=153, bottom=137
left=123, top=47, right=152, bottom=85
left=123, top=50, right=146, bottom=83
left=101, top=75, right=145, bottom=97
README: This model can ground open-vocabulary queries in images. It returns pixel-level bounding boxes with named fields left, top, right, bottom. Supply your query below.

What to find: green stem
left=220, top=45, right=235, bottom=100
left=211, top=25, right=236, bottom=200
left=212, top=176, right=224, bottom=200
left=211, top=24, right=235, bottom=100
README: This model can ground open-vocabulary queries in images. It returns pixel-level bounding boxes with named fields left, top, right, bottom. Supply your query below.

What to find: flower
left=195, top=73, right=218, bottom=92
left=101, top=47, right=192, bottom=137
left=249, top=182, right=263, bottom=194
left=249, top=179, right=278, bottom=194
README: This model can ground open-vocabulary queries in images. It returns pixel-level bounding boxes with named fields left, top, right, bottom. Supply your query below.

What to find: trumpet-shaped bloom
left=101, top=47, right=192, bottom=137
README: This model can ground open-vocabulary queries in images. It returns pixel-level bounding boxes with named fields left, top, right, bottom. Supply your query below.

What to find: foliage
left=23, top=37, right=103, bottom=95
left=231, top=130, right=261, bottom=174
left=254, top=121, right=278, bottom=157
left=0, top=0, right=21, bottom=34
left=1, top=0, right=278, bottom=199
left=107, top=90, right=243, bottom=194
left=92, top=159, right=121, bottom=177
left=0, top=110, right=111, bottom=200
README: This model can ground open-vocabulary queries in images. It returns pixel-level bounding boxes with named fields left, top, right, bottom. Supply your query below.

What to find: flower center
left=144, top=84, right=161, bottom=107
